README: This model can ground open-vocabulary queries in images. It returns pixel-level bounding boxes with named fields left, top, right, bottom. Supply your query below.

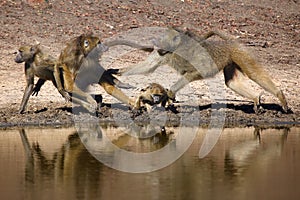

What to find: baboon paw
left=31, top=89, right=40, bottom=96
left=86, top=106, right=97, bottom=113
left=61, top=93, right=70, bottom=102
left=130, top=106, right=146, bottom=117
left=131, top=109, right=144, bottom=118
left=166, top=104, right=179, bottom=114
left=254, top=107, right=265, bottom=115
left=283, top=107, right=293, bottom=114
left=18, top=109, right=25, bottom=114
left=167, top=90, right=176, bottom=100
left=64, top=93, right=72, bottom=102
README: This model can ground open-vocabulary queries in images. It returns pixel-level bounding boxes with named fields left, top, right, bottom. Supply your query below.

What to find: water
left=0, top=125, right=299, bottom=200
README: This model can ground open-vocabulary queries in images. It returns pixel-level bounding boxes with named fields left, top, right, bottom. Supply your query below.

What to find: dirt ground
left=0, top=0, right=299, bottom=128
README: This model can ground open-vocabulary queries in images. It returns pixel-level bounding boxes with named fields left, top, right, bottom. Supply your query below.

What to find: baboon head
left=152, top=28, right=182, bottom=55
left=14, top=45, right=40, bottom=63
left=76, top=33, right=108, bottom=57
left=59, top=33, right=109, bottom=67
left=142, top=83, right=168, bottom=104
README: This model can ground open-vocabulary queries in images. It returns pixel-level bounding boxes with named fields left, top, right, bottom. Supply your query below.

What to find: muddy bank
left=0, top=101, right=298, bottom=128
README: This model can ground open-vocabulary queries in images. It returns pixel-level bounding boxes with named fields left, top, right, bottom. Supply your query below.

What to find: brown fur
left=54, top=33, right=134, bottom=112
left=120, top=28, right=288, bottom=113
left=135, top=83, right=173, bottom=111
left=15, top=44, right=58, bottom=113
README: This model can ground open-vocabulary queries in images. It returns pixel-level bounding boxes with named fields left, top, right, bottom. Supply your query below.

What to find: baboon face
left=15, top=45, right=39, bottom=63
left=142, top=83, right=167, bottom=103
left=152, top=28, right=181, bottom=55
left=78, top=34, right=108, bottom=57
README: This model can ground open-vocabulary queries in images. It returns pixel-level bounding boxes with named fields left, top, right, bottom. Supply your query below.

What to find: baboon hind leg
left=250, top=68, right=287, bottom=112
left=121, top=51, right=165, bottom=76
left=224, top=64, right=261, bottom=113
left=233, top=54, right=288, bottom=112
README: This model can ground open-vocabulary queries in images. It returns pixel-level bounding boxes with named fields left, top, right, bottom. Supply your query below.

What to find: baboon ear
left=30, top=45, right=38, bottom=54
left=77, top=35, right=85, bottom=48
left=78, top=34, right=84, bottom=42
left=172, top=34, right=181, bottom=44
left=86, top=31, right=93, bottom=36
left=168, top=26, right=175, bottom=31
left=171, top=26, right=182, bottom=33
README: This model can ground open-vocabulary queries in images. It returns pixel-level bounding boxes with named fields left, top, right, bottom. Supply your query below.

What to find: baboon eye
left=30, top=47, right=35, bottom=53
left=173, top=35, right=180, bottom=42
left=84, top=40, right=89, bottom=48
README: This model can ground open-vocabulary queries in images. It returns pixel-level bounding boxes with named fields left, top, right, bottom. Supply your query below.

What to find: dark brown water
left=0, top=126, right=299, bottom=200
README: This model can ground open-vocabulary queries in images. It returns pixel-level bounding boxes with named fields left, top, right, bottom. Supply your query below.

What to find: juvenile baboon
left=120, top=28, right=288, bottom=113
left=54, top=33, right=135, bottom=112
left=14, top=44, right=58, bottom=113
left=135, top=83, right=174, bottom=111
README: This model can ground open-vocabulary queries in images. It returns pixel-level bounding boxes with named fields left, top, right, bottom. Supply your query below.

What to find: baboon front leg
left=19, top=68, right=35, bottom=114
left=134, top=95, right=143, bottom=110
left=100, top=82, right=135, bottom=107
left=121, top=51, right=165, bottom=76
left=224, top=65, right=261, bottom=113
left=169, top=75, right=195, bottom=99
left=19, top=83, right=34, bottom=114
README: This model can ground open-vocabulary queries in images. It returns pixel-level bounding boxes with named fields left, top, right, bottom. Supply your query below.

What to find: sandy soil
left=0, top=0, right=299, bottom=128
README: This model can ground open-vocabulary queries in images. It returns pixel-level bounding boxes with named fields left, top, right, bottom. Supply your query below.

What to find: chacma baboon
left=105, top=29, right=231, bottom=75
left=54, top=33, right=135, bottom=112
left=103, top=29, right=234, bottom=53
left=119, top=28, right=288, bottom=113
left=14, top=44, right=58, bottom=113
left=135, top=83, right=174, bottom=111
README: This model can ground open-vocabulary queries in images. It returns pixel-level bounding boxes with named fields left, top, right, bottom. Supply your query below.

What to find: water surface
left=0, top=125, right=299, bottom=200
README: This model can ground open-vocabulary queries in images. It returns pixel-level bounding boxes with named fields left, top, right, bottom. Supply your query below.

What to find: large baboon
left=54, top=33, right=135, bottom=112
left=119, top=28, right=288, bottom=113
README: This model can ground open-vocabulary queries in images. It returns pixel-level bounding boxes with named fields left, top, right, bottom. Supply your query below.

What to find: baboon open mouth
left=152, top=95, right=162, bottom=103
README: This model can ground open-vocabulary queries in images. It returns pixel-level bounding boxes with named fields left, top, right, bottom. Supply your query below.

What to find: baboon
left=119, top=28, right=288, bottom=113
left=135, top=83, right=174, bottom=111
left=54, top=33, right=135, bottom=112
left=14, top=43, right=130, bottom=114
left=103, top=29, right=234, bottom=52
left=14, top=44, right=58, bottom=113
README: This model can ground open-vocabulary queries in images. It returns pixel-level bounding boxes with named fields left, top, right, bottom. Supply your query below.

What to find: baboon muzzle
left=151, top=95, right=162, bottom=103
